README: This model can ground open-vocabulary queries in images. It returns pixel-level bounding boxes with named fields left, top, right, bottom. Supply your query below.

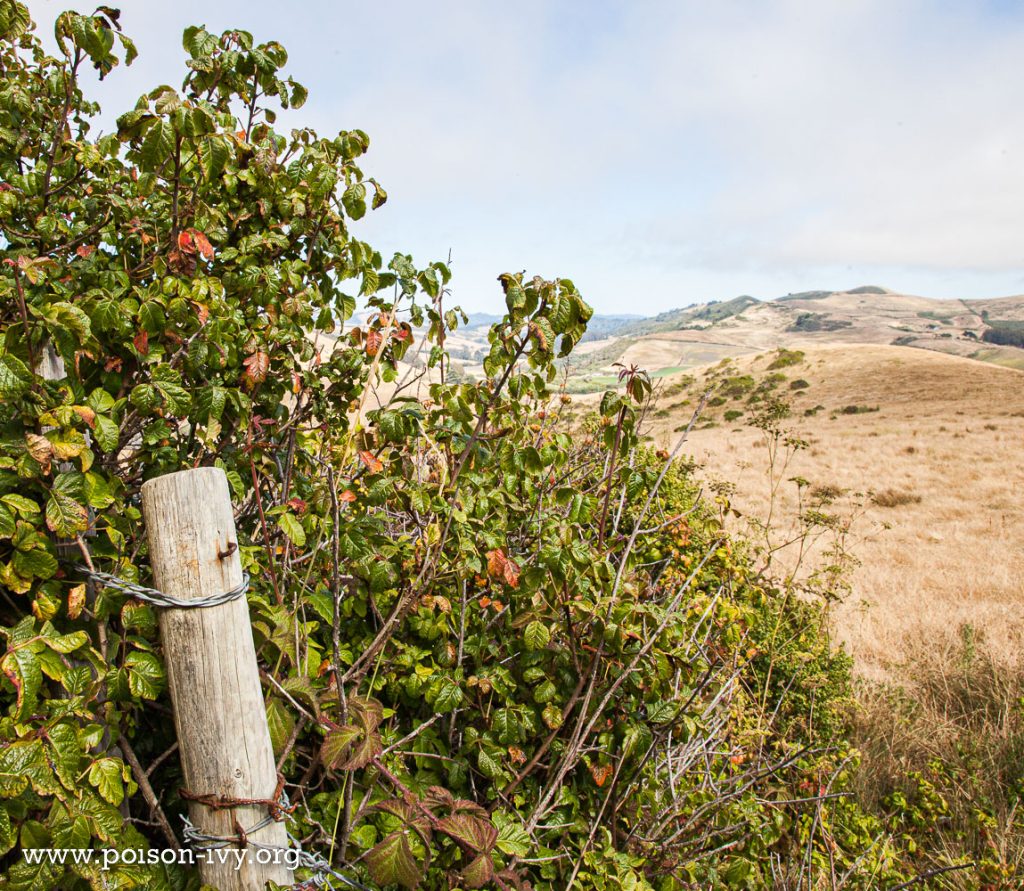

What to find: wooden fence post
left=141, top=467, right=293, bottom=890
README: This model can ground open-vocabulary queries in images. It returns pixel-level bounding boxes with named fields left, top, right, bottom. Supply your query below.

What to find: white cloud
left=21, top=0, right=1024, bottom=311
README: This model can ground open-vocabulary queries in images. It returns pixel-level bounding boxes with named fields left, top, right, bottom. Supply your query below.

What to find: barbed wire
left=180, top=790, right=372, bottom=891
left=76, top=566, right=249, bottom=609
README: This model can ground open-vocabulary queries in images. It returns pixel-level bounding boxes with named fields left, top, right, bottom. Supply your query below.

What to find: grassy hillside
left=645, top=343, right=1024, bottom=675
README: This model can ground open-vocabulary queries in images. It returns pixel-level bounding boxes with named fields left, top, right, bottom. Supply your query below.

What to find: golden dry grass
left=646, top=344, right=1024, bottom=679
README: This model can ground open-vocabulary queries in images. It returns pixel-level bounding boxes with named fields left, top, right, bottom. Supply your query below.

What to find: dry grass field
left=645, top=344, right=1024, bottom=680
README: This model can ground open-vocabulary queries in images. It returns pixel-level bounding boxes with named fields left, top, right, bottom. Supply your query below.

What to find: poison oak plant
left=0, top=5, right=926, bottom=890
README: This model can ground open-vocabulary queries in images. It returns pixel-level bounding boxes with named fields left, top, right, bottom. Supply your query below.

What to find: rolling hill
left=554, top=287, right=1024, bottom=391
left=639, top=344, right=1024, bottom=679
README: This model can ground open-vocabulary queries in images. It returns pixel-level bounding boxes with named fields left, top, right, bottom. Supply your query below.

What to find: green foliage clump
left=767, top=349, right=805, bottom=370
left=982, top=323, right=1024, bottom=348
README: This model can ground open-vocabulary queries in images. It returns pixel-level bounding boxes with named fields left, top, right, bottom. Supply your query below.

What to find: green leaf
left=40, top=625, right=89, bottom=654
left=0, top=805, right=14, bottom=857
left=45, top=489, right=89, bottom=537
left=0, top=506, right=15, bottom=539
left=200, top=135, right=230, bottom=181
left=365, top=831, right=422, bottom=890
left=495, top=819, right=531, bottom=858
left=46, top=722, right=82, bottom=790
left=1, top=646, right=41, bottom=718
left=342, top=183, right=367, bottom=220
left=533, top=679, right=557, bottom=704
left=477, top=748, right=503, bottom=780
left=524, top=620, right=550, bottom=651
left=277, top=511, right=306, bottom=547
left=2, top=494, right=40, bottom=517
left=130, top=383, right=159, bottom=413
left=0, top=354, right=32, bottom=399
left=11, top=547, right=57, bottom=581
left=87, top=757, right=125, bottom=806
left=125, top=651, right=165, bottom=699
left=266, top=698, right=296, bottom=756
left=92, top=414, right=119, bottom=452
left=196, top=386, right=227, bottom=422
left=491, top=708, right=520, bottom=744
left=429, top=675, right=462, bottom=714
left=140, top=118, right=175, bottom=170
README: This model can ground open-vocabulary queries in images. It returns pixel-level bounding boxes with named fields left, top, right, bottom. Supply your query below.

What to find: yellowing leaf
left=67, top=584, right=86, bottom=620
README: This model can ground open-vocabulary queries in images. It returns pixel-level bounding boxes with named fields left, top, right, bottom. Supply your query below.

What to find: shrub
left=789, top=378, right=810, bottom=390
left=871, top=488, right=922, bottom=507
left=786, top=313, right=852, bottom=333
left=767, top=348, right=805, bottom=370
left=840, top=404, right=880, bottom=415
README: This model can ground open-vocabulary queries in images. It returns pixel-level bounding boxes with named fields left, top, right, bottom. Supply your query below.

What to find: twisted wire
left=77, top=567, right=249, bottom=609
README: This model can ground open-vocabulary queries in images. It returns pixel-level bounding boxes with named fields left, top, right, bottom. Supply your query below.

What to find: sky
left=23, top=0, right=1024, bottom=314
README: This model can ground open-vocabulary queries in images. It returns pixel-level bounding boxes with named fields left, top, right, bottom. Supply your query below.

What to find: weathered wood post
left=141, top=467, right=293, bottom=890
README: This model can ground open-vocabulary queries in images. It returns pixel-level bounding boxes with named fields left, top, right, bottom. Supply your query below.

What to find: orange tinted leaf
left=72, top=406, right=96, bottom=428
left=486, top=549, right=506, bottom=579
left=133, top=330, right=149, bottom=356
left=76, top=245, right=95, bottom=258
left=339, top=489, right=357, bottom=503
left=591, top=764, right=613, bottom=787
left=365, top=329, right=383, bottom=357
left=502, top=557, right=520, bottom=589
left=243, top=350, right=270, bottom=387
left=359, top=450, right=384, bottom=473
left=190, top=229, right=214, bottom=259
left=508, top=746, right=526, bottom=765
left=176, top=230, right=194, bottom=253
left=479, top=596, right=492, bottom=610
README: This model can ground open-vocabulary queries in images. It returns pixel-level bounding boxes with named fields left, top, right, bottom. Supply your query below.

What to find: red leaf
left=242, top=350, right=270, bottom=387
left=76, top=244, right=95, bottom=258
left=177, top=230, right=194, bottom=253
left=286, top=498, right=307, bottom=515
left=133, top=330, right=149, bottom=356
